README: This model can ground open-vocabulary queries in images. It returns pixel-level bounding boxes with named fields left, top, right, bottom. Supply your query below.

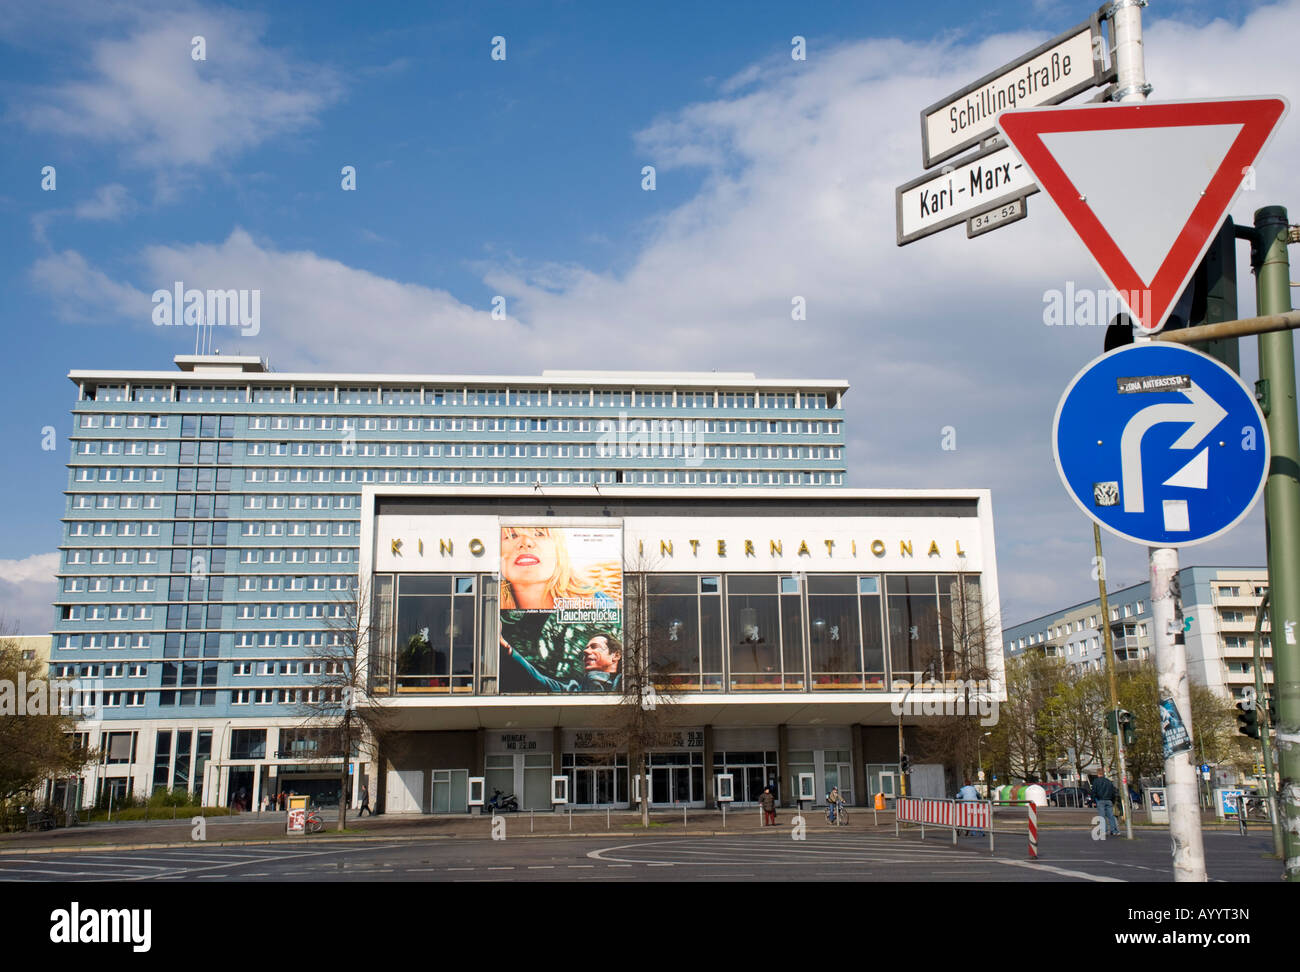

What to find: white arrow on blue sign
left=1054, top=343, right=1269, bottom=546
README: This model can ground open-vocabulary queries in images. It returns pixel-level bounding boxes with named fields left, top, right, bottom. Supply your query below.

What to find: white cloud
left=0, top=553, right=59, bottom=636
left=29, top=249, right=151, bottom=324
left=27, top=2, right=1300, bottom=624
left=74, top=183, right=133, bottom=221
left=14, top=5, right=340, bottom=168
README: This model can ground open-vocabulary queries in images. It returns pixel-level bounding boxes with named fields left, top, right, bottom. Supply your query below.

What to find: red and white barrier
left=897, top=796, right=991, bottom=831
left=1027, top=801, right=1038, bottom=858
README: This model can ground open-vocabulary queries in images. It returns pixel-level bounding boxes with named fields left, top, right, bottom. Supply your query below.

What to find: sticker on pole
left=1053, top=343, right=1268, bottom=546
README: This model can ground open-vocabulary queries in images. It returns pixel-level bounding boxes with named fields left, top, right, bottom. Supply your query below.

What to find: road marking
left=527, top=866, right=554, bottom=869
left=408, top=868, right=440, bottom=872
left=995, top=858, right=1124, bottom=882
left=447, top=867, right=473, bottom=871
left=567, top=865, right=594, bottom=869
left=488, top=866, right=514, bottom=870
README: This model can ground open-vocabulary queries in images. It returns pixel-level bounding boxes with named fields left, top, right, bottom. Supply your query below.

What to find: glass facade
left=369, top=570, right=983, bottom=694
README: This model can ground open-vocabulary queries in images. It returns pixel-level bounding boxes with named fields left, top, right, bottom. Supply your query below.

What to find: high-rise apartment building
left=51, top=355, right=859, bottom=806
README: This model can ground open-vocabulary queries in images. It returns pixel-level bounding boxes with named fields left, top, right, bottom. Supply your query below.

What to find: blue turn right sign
left=1053, top=343, right=1268, bottom=546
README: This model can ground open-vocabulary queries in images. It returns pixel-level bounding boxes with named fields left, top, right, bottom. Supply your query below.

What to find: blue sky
left=1, top=0, right=1294, bottom=632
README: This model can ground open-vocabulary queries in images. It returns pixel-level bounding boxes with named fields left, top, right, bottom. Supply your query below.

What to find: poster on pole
left=498, top=525, right=624, bottom=693
left=1159, top=698, right=1193, bottom=759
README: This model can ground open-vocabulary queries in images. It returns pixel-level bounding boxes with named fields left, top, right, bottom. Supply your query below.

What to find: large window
left=726, top=574, right=786, bottom=690
left=644, top=575, right=723, bottom=691
left=808, top=575, right=865, bottom=689
left=230, top=729, right=266, bottom=761
left=887, top=574, right=984, bottom=685
left=392, top=575, right=476, bottom=693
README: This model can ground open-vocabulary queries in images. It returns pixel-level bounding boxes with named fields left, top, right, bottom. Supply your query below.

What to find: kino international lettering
left=386, top=534, right=968, bottom=560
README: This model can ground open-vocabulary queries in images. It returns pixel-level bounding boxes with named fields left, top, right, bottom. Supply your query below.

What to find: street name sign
left=921, top=16, right=1114, bottom=169
left=998, top=96, right=1289, bottom=332
left=896, top=142, right=1037, bottom=245
left=1053, top=343, right=1268, bottom=547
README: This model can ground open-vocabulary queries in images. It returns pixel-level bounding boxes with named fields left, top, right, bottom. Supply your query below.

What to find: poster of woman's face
left=498, top=525, right=624, bottom=693
left=499, top=526, right=622, bottom=610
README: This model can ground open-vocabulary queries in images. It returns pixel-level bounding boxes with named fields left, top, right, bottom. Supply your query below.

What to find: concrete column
left=850, top=723, right=865, bottom=807
left=552, top=727, right=562, bottom=777
left=703, top=724, right=714, bottom=805
left=777, top=723, right=790, bottom=807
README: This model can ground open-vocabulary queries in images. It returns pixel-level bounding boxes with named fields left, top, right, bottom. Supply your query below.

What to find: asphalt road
left=0, top=828, right=1281, bottom=882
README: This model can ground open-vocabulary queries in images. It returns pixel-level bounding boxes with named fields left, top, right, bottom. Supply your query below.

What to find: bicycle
left=305, top=808, right=325, bottom=834
left=826, top=800, right=848, bottom=826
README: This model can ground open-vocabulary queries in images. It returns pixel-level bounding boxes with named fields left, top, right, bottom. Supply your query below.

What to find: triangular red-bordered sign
left=998, top=97, right=1288, bottom=332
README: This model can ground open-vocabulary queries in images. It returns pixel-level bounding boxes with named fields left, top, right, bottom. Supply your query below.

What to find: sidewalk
left=0, top=804, right=1253, bottom=855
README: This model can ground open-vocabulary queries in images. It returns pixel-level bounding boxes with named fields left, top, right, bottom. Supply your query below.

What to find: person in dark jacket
left=758, top=787, right=777, bottom=826
left=1090, top=774, right=1120, bottom=836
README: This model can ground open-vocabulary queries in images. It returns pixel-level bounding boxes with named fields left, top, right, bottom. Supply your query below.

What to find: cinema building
left=49, top=354, right=1002, bottom=812
left=363, top=487, right=1002, bottom=812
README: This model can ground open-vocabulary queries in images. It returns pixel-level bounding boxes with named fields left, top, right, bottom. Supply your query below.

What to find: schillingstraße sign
left=920, top=15, right=1114, bottom=169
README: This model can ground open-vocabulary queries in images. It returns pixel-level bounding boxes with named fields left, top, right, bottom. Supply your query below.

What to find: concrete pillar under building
left=703, top=724, right=714, bottom=805
left=777, top=724, right=789, bottom=808
left=850, top=724, right=865, bottom=807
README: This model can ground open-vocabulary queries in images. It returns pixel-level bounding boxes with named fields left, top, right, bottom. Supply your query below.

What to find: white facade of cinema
left=357, top=487, right=1004, bottom=812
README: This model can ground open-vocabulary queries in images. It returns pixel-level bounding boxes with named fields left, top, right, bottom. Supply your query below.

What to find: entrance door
left=648, top=753, right=703, bottom=806
left=431, top=769, right=469, bottom=813
left=651, top=767, right=671, bottom=804
left=386, top=769, right=423, bottom=813
left=878, top=771, right=896, bottom=802
left=824, top=762, right=854, bottom=805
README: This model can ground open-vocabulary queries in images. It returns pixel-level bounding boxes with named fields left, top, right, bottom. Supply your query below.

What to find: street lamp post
left=977, top=731, right=992, bottom=797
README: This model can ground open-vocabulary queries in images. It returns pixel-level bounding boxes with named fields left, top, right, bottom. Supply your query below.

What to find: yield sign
left=997, top=96, right=1288, bottom=332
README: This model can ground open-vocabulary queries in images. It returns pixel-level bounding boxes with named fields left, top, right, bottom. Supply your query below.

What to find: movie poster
left=498, top=525, right=624, bottom=693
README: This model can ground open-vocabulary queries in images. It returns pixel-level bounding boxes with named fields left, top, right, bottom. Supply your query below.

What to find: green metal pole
left=1253, top=592, right=1283, bottom=856
left=1252, top=205, right=1300, bottom=880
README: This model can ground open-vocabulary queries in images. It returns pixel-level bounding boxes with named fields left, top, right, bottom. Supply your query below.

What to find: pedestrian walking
left=1090, top=773, right=1121, bottom=836
left=358, top=784, right=371, bottom=817
left=956, top=778, right=983, bottom=837
left=758, top=786, right=776, bottom=827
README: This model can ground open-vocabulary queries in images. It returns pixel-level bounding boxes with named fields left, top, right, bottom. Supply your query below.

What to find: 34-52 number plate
left=967, top=197, right=1028, bottom=238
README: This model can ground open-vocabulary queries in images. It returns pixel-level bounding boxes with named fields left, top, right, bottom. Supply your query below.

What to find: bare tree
left=290, top=577, right=393, bottom=832
left=914, top=574, right=1003, bottom=787
left=600, top=559, right=683, bottom=827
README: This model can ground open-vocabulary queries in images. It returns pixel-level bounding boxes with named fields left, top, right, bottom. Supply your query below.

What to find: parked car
left=1048, top=786, right=1095, bottom=808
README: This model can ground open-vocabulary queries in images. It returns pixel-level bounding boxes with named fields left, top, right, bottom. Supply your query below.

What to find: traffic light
left=1104, top=709, right=1120, bottom=734
left=1119, top=709, right=1138, bottom=747
left=1101, top=218, right=1238, bottom=368
left=900, top=754, right=911, bottom=773
left=1267, top=694, right=1277, bottom=728
left=1237, top=701, right=1261, bottom=739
